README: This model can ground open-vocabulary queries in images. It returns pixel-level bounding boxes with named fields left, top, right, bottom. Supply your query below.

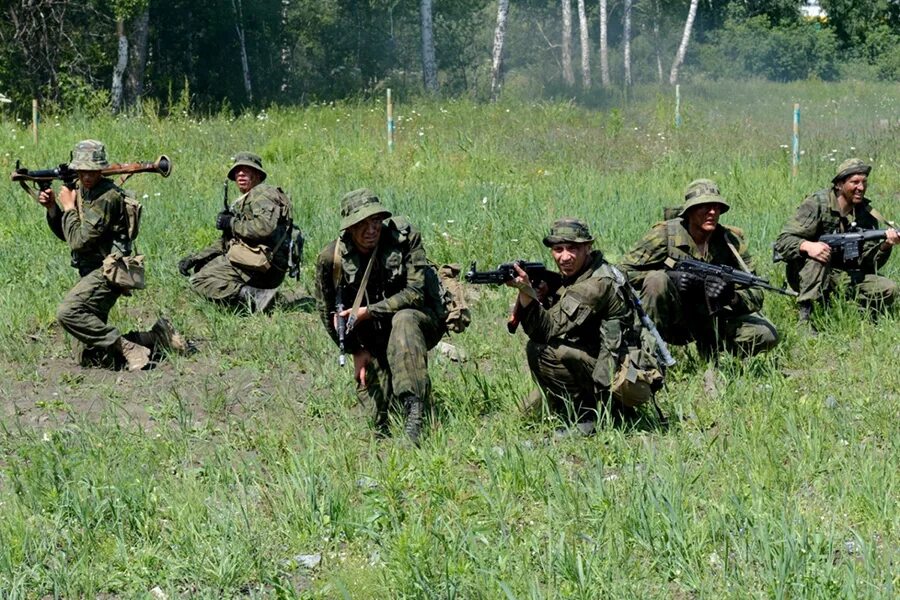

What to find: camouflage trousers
left=188, top=242, right=285, bottom=303
left=525, top=340, right=611, bottom=421
left=639, top=270, right=778, bottom=357
left=786, top=259, right=897, bottom=308
left=356, top=309, right=444, bottom=430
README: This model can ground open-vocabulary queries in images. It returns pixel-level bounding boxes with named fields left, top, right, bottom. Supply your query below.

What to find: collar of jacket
left=827, top=187, right=870, bottom=218
left=81, top=177, right=114, bottom=202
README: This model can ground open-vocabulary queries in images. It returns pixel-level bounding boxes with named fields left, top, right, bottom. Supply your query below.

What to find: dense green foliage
left=0, top=80, right=898, bottom=597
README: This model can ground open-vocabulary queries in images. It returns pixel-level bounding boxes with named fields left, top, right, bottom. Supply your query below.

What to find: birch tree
left=669, top=0, right=699, bottom=84
left=111, top=18, right=128, bottom=112
left=420, top=0, right=439, bottom=93
left=599, top=0, right=610, bottom=87
left=623, top=0, right=633, bottom=87
left=577, top=0, right=591, bottom=88
left=489, top=0, right=510, bottom=101
left=561, top=0, right=575, bottom=85
left=126, top=7, right=150, bottom=106
left=231, top=0, right=253, bottom=102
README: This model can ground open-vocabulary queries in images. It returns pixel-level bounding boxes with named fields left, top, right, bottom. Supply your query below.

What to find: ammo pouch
left=102, top=253, right=146, bottom=291
left=227, top=239, right=272, bottom=272
left=611, top=347, right=664, bottom=407
left=436, top=263, right=471, bottom=334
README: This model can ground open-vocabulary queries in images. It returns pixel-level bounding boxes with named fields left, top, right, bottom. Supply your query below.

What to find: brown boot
left=151, top=316, right=192, bottom=355
left=114, top=337, right=151, bottom=371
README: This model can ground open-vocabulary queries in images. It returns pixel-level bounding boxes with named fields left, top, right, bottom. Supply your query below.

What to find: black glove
left=704, top=275, right=735, bottom=305
left=668, top=270, right=702, bottom=295
left=178, top=255, right=197, bottom=277
left=215, top=211, right=234, bottom=233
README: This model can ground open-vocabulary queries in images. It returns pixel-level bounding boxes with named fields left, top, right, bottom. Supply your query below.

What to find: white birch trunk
left=232, top=0, right=253, bottom=102
left=111, top=18, right=128, bottom=113
left=652, top=0, right=663, bottom=83
left=561, top=0, right=575, bottom=85
left=669, top=0, right=699, bottom=85
left=490, top=0, right=510, bottom=101
left=577, top=0, right=591, bottom=88
left=126, top=8, right=150, bottom=106
left=599, top=0, right=610, bottom=87
left=623, top=0, right=632, bottom=87
left=420, top=0, right=439, bottom=93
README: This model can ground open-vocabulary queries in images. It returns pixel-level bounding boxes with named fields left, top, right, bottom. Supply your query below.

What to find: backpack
left=435, top=263, right=471, bottom=334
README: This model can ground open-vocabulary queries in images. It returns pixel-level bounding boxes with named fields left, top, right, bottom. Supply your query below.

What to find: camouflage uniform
left=774, top=159, right=896, bottom=308
left=519, top=219, right=638, bottom=423
left=620, top=180, right=778, bottom=356
left=314, top=190, right=447, bottom=440
left=181, top=153, right=293, bottom=310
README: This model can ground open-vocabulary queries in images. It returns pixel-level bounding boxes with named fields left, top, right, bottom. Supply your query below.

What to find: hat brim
left=228, top=161, right=267, bottom=182
left=68, top=160, right=108, bottom=171
left=340, top=206, right=392, bottom=230
left=832, top=166, right=871, bottom=183
left=678, top=195, right=730, bottom=217
left=543, top=235, right=594, bottom=247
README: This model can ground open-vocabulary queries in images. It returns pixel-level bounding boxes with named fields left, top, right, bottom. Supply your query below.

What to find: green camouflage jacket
left=774, top=188, right=892, bottom=272
left=315, top=216, right=445, bottom=353
left=46, top=178, right=129, bottom=274
left=620, top=218, right=763, bottom=315
left=230, top=183, right=293, bottom=269
left=519, top=251, right=632, bottom=388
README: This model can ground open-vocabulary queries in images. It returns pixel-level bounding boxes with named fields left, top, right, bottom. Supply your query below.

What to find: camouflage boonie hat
left=678, top=178, right=730, bottom=217
left=340, top=188, right=392, bottom=230
left=227, top=151, right=267, bottom=181
left=68, top=140, right=109, bottom=171
left=542, top=218, right=594, bottom=247
left=832, top=158, right=871, bottom=183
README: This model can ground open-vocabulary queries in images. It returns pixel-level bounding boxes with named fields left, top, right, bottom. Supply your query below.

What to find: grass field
left=0, top=80, right=899, bottom=598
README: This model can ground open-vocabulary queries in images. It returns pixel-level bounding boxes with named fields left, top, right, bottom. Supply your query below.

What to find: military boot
left=797, top=301, right=817, bottom=336
left=151, top=316, right=192, bottom=355
left=403, top=395, right=424, bottom=446
left=113, top=337, right=151, bottom=371
left=239, top=285, right=278, bottom=313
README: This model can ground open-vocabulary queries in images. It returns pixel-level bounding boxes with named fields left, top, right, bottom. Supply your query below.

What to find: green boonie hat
left=542, top=218, right=594, bottom=247
left=227, top=151, right=267, bottom=181
left=678, top=178, right=730, bottom=217
left=340, top=188, right=392, bottom=230
left=832, top=158, right=871, bottom=183
left=68, top=140, right=109, bottom=171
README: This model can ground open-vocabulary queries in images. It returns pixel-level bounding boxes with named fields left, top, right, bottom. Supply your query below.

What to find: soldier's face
left=234, top=166, right=262, bottom=194
left=349, top=215, right=384, bottom=253
left=687, top=203, right=723, bottom=235
left=837, top=174, right=867, bottom=204
left=77, top=170, right=102, bottom=190
left=550, top=242, right=592, bottom=277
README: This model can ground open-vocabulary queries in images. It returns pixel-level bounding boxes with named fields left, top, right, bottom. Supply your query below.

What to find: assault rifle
left=335, top=288, right=347, bottom=367
left=465, top=261, right=563, bottom=333
left=673, top=257, right=797, bottom=297
left=819, top=228, right=892, bottom=264
left=11, top=155, right=172, bottom=197
left=620, top=282, right=676, bottom=368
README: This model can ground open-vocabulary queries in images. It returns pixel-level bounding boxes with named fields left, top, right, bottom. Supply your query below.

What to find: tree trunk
left=599, top=0, right=610, bottom=87
left=669, top=0, right=699, bottom=85
left=652, top=0, right=663, bottom=83
left=490, top=0, right=510, bottom=101
left=232, top=0, right=253, bottom=102
left=111, top=18, right=128, bottom=113
left=126, top=7, right=150, bottom=106
left=623, top=0, right=632, bottom=87
left=420, top=0, right=439, bottom=93
left=577, top=0, right=591, bottom=88
left=561, top=0, right=575, bottom=85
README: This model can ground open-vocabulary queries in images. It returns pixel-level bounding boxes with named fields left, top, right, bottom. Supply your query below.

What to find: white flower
left=482, top=197, right=488, bottom=204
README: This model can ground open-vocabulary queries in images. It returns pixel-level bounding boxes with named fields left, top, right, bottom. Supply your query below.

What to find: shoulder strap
left=331, top=238, right=342, bottom=289
left=349, top=242, right=378, bottom=323
left=869, top=207, right=895, bottom=228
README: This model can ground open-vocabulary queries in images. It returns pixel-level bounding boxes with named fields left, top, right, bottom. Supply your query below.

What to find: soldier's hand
left=339, top=306, right=370, bottom=331
left=668, top=270, right=702, bottom=294
left=883, top=228, right=900, bottom=248
left=353, top=350, right=372, bottom=387
left=800, top=240, right=831, bottom=264
left=58, top=186, right=77, bottom=212
left=215, top=211, right=234, bottom=233
left=37, top=188, right=56, bottom=208
left=704, top=275, right=735, bottom=305
left=506, top=263, right=536, bottom=307
left=177, top=255, right=197, bottom=277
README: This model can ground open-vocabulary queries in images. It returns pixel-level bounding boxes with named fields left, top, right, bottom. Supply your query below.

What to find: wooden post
left=792, top=103, right=800, bottom=177
left=32, top=99, right=39, bottom=145
left=675, top=84, right=682, bottom=128
left=386, top=88, right=395, bottom=153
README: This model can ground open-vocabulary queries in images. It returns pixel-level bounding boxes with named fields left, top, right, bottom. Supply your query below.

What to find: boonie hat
left=340, top=188, right=392, bottom=230
left=832, top=158, right=871, bottom=184
left=542, top=218, right=595, bottom=247
left=227, top=152, right=267, bottom=181
left=68, top=140, right=109, bottom=171
left=678, top=178, right=730, bottom=217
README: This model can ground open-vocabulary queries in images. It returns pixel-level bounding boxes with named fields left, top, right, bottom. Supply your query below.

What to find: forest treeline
left=0, top=0, right=898, bottom=115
